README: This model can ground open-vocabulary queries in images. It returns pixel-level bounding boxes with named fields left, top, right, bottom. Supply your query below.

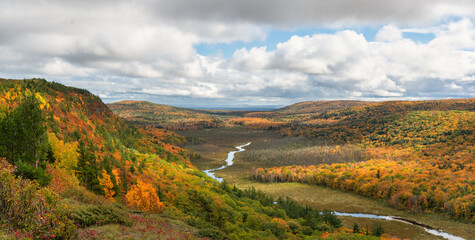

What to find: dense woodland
left=0, top=79, right=393, bottom=239
left=253, top=101, right=474, bottom=223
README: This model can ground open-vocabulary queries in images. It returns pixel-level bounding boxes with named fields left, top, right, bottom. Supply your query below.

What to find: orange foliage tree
left=126, top=178, right=164, bottom=212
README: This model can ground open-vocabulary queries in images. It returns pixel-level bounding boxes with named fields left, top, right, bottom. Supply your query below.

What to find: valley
left=1, top=79, right=391, bottom=240
left=0, top=79, right=472, bottom=240
left=178, top=127, right=473, bottom=240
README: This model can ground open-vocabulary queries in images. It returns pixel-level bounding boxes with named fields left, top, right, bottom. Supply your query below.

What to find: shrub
left=0, top=159, right=76, bottom=238
left=352, top=222, right=361, bottom=233
left=70, top=203, right=132, bottom=227
left=14, top=160, right=52, bottom=186
left=196, top=228, right=229, bottom=240
left=184, top=216, right=214, bottom=229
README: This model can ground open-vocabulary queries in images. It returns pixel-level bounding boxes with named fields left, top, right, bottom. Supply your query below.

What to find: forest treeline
left=0, top=79, right=390, bottom=239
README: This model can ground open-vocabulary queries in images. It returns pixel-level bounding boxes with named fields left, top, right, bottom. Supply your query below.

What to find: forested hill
left=108, top=100, right=375, bottom=130
left=281, top=98, right=475, bottom=140
left=254, top=98, right=474, bottom=223
left=243, top=100, right=373, bottom=121
left=107, top=100, right=240, bottom=130
left=0, top=79, right=377, bottom=239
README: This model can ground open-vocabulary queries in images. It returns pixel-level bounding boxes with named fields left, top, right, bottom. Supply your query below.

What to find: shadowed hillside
left=108, top=100, right=246, bottom=130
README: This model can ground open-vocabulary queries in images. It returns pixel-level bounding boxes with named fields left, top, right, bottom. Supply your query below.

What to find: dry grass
left=178, top=127, right=279, bottom=169
left=78, top=214, right=202, bottom=240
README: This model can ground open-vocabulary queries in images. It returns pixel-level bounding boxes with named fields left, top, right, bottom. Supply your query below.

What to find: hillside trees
left=98, top=169, right=115, bottom=200
left=251, top=107, right=474, bottom=222
left=126, top=178, right=164, bottom=212
left=48, top=132, right=79, bottom=173
left=253, top=158, right=474, bottom=222
left=0, top=94, right=52, bottom=185
left=76, top=141, right=103, bottom=195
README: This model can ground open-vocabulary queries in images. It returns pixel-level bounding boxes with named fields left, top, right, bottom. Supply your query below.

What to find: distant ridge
left=243, top=100, right=374, bottom=121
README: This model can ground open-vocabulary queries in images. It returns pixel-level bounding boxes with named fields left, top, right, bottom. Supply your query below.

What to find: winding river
left=202, top=142, right=252, bottom=182
left=202, top=142, right=465, bottom=240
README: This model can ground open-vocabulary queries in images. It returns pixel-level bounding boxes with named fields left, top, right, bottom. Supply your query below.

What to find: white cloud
left=41, top=58, right=92, bottom=76
left=376, top=25, right=403, bottom=42
left=231, top=47, right=271, bottom=71
left=214, top=19, right=475, bottom=99
left=0, top=1, right=474, bottom=107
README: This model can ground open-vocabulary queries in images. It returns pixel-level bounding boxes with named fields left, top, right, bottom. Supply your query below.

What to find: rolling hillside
left=255, top=99, right=475, bottom=222
left=0, top=79, right=379, bottom=240
left=108, top=100, right=374, bottom=130
left=244, top=100, right=373, bottom=122
left=108, top=100, right=244, bottom=130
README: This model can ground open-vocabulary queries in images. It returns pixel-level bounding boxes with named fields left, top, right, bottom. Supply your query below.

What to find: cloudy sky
left=1, top=0, right=474, bottom=108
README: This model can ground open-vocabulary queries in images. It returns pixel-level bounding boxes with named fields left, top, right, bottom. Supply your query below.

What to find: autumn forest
left=0, top=78, right=473, bottom=240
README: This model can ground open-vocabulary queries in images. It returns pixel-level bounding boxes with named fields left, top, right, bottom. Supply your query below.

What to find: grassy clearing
left=243, top=137, right=366, bottom=167
left=179, top=128, right=474, bottom=240
left=178, top=127, right=279, bottom=170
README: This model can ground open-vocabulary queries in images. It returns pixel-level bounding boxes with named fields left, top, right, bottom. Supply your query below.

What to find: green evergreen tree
left=0, top=110, right=19, bottom=162
left=352, top=222, right=360, bottom=233
left=0, top=94, right=52, bottom=185
left=76, top=141, right=103, bottom=194
left=372, top=223, right=385, bottom=237
left=13, top=95, right=49, bottom=167
left=322, top=211, right=342, bottom=228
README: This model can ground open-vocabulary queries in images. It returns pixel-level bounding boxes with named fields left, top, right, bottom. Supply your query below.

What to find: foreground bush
left=70, top=202, right=132, bottom=227
left=0, top=159, right=76, bottom=238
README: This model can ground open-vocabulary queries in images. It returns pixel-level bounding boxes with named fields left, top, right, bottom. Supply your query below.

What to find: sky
left=1, top=0, right=475, bottom=108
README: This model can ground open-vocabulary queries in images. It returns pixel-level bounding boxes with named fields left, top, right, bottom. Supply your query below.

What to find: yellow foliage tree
left=126, top=178, right=164, bottom=212
left=98, top=170, right=115, bottom=200
left=112, top=169, right=120, bottom=185
left=48, top=133, right=79, bottom=174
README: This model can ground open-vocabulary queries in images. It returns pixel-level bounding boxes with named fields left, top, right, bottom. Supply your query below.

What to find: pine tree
left=76, top=141, right=103, bottom=194
left=0, top=94, right=49, bottom=165
left=13, top=94, right=49, bottom=167
left=352, top=222, right=360, bottom=233
left=372, top=223, right=385, bottom=236
left=0, top=94, right=52, bottom=185
left=0, top=111, right=19, bottom=162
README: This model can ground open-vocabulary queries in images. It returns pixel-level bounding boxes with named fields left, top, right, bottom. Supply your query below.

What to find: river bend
left=202, top=142, right=251, bottom=182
